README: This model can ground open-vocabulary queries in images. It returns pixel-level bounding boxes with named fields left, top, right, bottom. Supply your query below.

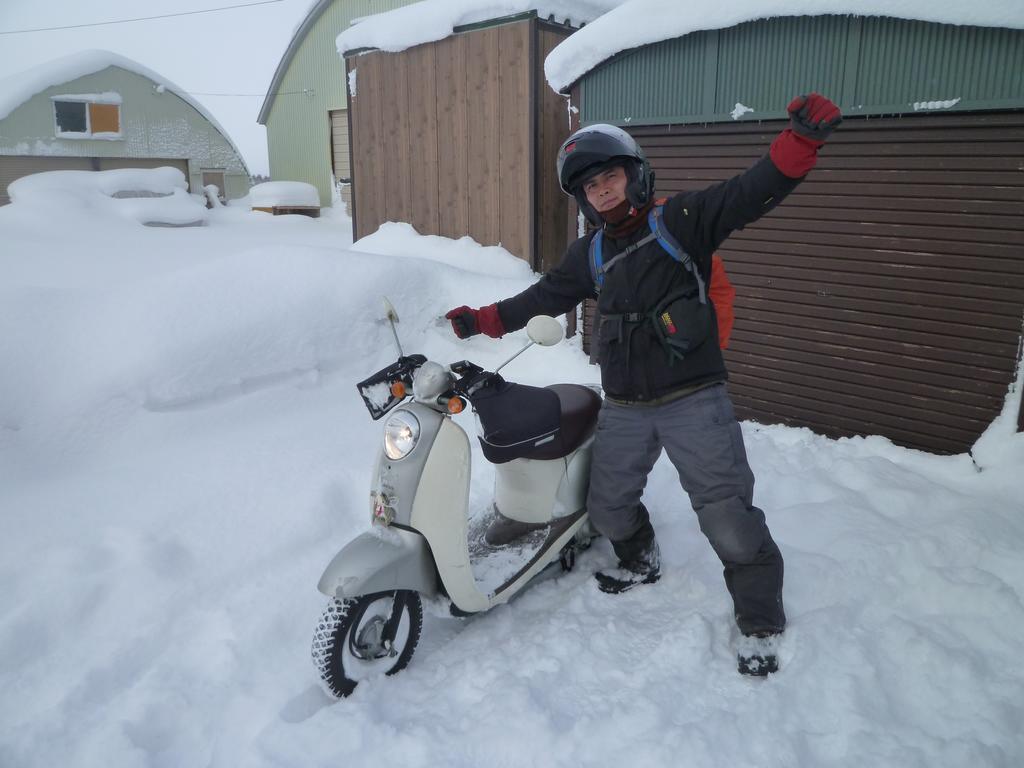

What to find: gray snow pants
left=586, top=383, right=786, bottom=635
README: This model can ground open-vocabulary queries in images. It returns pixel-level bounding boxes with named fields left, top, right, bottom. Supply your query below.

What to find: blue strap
left=648, top=206, right=707, bottom=304
left=588, top=205, right=706, bottom=304
left=590, top=230, right=605, bottom=289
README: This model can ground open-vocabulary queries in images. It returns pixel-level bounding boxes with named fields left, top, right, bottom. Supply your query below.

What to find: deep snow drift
left=1, top=192, right=1023, bottom=768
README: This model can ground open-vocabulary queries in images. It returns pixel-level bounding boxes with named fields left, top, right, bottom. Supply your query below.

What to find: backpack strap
left=588, top=229, right=658, bottom=292
left=588, top=230, right=604, bottom=292
left=648, top=206, right=707, bottom=304
left=587, top=204, right=705, bottom=303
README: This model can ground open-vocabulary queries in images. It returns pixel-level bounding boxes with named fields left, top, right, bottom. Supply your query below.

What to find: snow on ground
left=1, top=188, right=1023, bottom=768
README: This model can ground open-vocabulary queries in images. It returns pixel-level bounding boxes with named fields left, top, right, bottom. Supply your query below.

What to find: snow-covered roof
left=336, top=1, right=619, bottom=56
left=544, top=0, right=1024, bottom=93
left=0, top=50, right=249, bottom=175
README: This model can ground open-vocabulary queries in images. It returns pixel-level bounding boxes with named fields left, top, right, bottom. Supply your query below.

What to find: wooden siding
left=436, top=32, right=470, bottom=239
left=535, top=26, right=574, bottom=273
left=584, top=112, right=1024, bottom=455
left=349, top=19, right=546, bottom=262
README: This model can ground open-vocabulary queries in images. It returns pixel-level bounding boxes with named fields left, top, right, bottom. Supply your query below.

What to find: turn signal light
left=447, top=397, right=466, bottom=414
left=390, top=381, right=406, bottom=398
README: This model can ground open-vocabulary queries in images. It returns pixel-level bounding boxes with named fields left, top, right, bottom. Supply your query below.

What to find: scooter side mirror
left=525, top=315, right=563, bottom=347
left=381, top=296, right=404, bottom=356
left=382, top=297, right=399, bottom=324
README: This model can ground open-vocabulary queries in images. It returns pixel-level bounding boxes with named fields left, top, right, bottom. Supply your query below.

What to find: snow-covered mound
left=0, top=216, right=547, bottom=449
left=352, top=221, right=536, bottom=279
left=249, top=180, right=320, bottom=208
left=8, top=166, right=208, bottom=226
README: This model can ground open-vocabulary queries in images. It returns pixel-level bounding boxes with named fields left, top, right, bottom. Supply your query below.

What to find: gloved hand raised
left=770, top=92, right=841, bottom=178
left=787, top=93, right=842, bottom=143
left=445, top=303, right=505, bottom=339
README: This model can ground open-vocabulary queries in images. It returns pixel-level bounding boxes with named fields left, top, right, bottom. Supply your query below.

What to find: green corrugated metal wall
left=581, top=15, right=1024, bottom=125
left=264, top=0, right=413, bottom=206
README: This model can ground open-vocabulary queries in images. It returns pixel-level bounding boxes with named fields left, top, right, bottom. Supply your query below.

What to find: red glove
left=770, top=93, right=842, bottom=178
left=445, top=303, right=505, bottom=339
left=788, top=93, right=842, bottom=142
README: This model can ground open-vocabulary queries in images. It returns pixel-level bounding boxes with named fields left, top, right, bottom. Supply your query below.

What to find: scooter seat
left=473, top=382, right=601, bottom=464
left=546, top=384, right=602, bottom=454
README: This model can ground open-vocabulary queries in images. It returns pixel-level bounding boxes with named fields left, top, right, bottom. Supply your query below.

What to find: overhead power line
left=185, top=89, right=314, bottom=97
left=0, top=0, right=284, bottom=35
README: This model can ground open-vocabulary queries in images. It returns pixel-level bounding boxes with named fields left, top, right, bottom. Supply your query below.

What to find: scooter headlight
left=383, top=410, right=420, bottom=460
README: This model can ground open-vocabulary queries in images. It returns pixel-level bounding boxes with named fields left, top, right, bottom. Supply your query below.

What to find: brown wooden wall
left=347, top=19, right=572, bottom=266
left=535, top=27, right=573, bottom=272
left=584, top=112, right=1024, bottom=455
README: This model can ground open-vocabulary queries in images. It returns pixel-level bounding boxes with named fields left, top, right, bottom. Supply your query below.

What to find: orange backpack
left=709, top=253, right=735, bottom=349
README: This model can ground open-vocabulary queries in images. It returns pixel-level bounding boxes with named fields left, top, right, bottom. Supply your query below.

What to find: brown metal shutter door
left=0, top=156, right=94, bottom=205
left=623, top=113, right=1024, bottom=455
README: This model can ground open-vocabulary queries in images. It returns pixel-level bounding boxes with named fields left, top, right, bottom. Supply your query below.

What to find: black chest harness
left=589, top=205, right=711, bottom=363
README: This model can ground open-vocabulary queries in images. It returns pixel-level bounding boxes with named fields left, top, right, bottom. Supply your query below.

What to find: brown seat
left=546, top=384, right=602, bottom=454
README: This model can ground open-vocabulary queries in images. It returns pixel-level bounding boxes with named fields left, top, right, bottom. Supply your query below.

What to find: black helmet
left=556, top=124, right=654, bottom=225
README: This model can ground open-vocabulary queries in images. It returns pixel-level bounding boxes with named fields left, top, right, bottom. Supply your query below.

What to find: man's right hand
left=445, top=303, right=505, bottom=339
left=445, top=306, right=480, bottom=338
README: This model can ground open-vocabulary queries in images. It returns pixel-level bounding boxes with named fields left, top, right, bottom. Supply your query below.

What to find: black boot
left=595, top=516, right=661, bottom=594
left=737, top=631, right=782, bottom=676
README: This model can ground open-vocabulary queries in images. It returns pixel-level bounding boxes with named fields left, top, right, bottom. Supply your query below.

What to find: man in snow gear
left=446, top=94, right=842, bottom=675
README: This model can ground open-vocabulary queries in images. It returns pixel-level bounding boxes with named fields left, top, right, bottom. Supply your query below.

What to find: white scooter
left=312, top=302, right=602, bottom=697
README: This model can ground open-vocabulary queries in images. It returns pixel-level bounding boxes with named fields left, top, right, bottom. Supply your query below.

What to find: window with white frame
left=52, top=95, right=122, bottom=138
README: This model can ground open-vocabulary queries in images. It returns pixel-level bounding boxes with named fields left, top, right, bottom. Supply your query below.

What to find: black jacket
left=498, top=154, right=802, bottom=402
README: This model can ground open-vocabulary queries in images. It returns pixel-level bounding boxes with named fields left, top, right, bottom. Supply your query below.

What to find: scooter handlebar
left=449, top=359, right=483, bottom=376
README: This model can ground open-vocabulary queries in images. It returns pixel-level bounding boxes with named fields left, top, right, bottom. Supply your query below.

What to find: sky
left=0, top=0, right=320, bottom=176
left=2, top=171, right=1023, bottom=766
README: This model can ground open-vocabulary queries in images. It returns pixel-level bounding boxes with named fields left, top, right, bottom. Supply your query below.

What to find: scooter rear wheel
left=312, top=590, right=423, bottom=698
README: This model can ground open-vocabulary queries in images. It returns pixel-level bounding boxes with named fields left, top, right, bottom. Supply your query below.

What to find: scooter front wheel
left=312, top=590, right=423, bottom=698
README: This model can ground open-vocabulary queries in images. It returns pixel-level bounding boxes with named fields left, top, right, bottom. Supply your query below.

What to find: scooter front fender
left=317, top=528, right=438, bottom=600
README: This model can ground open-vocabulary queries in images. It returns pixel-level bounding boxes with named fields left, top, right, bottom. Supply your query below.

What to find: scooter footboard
left=317, top=528, right=438, bottom=600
